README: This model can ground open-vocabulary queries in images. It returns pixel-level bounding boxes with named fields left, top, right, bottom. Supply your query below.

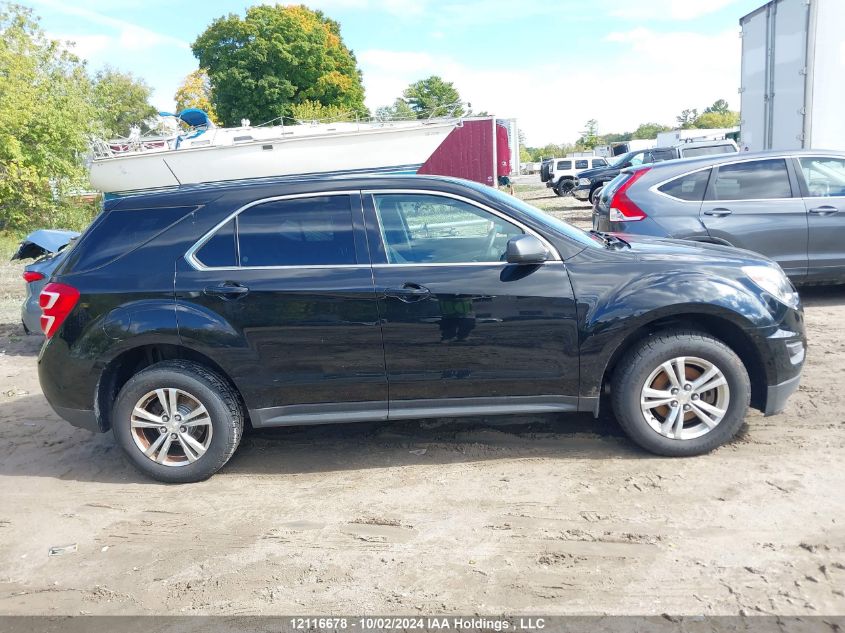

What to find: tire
left=556, top=180, right=575, bottom=196
left=611, top=330, right=750, bottom=456
left=552, top=181, right=563, bottom=196
left=112, top=360, right=244, bottom=483
left=589, top=186, right=603, bottom=205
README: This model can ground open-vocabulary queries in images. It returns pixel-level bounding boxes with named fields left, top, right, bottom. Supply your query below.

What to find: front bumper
left=764, top=374, right=802, bottom=416
left=572, top=185, right=591, bottom=201
left=757, top=314, right=806, bottom=416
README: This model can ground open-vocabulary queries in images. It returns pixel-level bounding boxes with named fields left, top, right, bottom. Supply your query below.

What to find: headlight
left=742, top=265, right=799, bottom=308
left=578, top=177, right=591, bottom=186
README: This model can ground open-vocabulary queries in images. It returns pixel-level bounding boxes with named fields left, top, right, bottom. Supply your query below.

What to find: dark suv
left=38, top=175, right=806, bottom=482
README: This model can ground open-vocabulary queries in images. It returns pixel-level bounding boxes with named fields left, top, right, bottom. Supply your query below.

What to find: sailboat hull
left=89, top=121, right=456, bottom=194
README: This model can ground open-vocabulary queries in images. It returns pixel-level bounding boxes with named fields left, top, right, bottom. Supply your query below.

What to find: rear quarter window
left=62, top=205, right=197, bottom=273
left=657, top=169, right=712, bottom=201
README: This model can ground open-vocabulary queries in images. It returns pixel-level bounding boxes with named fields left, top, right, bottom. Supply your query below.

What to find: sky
left=23, top=0, right=765, bottom=146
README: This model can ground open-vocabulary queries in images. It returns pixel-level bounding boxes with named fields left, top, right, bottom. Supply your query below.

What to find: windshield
left=470, top=184, right=599, bottom=249
left=610, top=151, right=635, bottom=168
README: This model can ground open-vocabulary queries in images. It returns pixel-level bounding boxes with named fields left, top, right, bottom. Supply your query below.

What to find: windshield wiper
left=589, top=230, right=630, bottom=249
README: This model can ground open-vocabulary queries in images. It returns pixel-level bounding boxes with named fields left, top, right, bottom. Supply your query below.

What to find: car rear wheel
left=611, top=331, right=750, bottom=456
left=589, top=186, right=603, bottom=205
left=112, top=360, right=244, bottom=483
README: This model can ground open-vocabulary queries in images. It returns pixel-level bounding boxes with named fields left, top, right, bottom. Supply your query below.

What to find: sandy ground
left=0, top=180, right=843, bottom=616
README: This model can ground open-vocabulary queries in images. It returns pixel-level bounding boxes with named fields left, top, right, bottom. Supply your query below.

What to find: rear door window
left=707, top=159, right=792, bottom=201
left=195, top=219, right=237, bottom=267
left=236, top=195, right=357, bottom=267
left=575, top=160, right=589, bottom=169
left=658, top=169, right=712, bottom=202
left=799, top=157, right=845, bottom=197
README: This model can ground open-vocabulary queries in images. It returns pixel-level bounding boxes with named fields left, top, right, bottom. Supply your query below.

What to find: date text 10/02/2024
left=288, top=617, right=547, bottom=631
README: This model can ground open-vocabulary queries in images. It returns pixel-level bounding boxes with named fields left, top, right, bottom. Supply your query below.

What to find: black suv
left=38, top=175, right=806, bottom=482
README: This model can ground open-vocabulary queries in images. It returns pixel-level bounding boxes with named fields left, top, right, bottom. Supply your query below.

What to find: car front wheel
left=112, top=360, right=244, bottom=483
left=611, top=331, right=750, bottom=456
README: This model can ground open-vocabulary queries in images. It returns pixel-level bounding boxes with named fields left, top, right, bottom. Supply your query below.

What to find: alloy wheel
left=639, top=356, right=730, bottom=440
left=129, top=388, right=213, bottom=467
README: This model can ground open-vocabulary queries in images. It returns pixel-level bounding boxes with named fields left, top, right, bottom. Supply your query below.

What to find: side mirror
left=506, top=235, right=549, bottom=265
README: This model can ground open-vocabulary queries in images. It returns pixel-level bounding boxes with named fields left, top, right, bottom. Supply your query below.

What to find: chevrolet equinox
left=37, top=175, right=806, bottom=482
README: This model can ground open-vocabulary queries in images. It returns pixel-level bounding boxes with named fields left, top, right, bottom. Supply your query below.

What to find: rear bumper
left=52, top=405, right=99, bottom=432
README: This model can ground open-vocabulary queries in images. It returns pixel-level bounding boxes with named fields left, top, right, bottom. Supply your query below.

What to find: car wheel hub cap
left=640, top=356, right=730, bottom=440
left=130, top=388, right=212, bottom=467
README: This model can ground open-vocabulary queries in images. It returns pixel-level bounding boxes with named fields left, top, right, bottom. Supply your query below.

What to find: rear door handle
left=809, top=205, right=839, bottom=216
left=384, top=283, right=431, bottom=303
left=204, top=282, right=250, bottom=300
left=703, top=208, right=733, bottom=217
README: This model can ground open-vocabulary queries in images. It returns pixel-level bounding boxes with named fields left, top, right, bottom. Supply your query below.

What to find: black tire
left=112, top=360, right=244, bottom=483
left=556, top=180, right=575, bottom=196
left=552, top=181, right=563, bottom=196
left=589, top=186, right=603, bottom=205
left=611, top=330, right=750, bottom=456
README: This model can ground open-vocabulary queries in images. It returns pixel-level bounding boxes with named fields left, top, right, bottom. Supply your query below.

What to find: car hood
left=612, top=233, right=774, bottom=267
left=577, top=166, right=619, bottom=180
left=12, top=229, right=79, bottom=261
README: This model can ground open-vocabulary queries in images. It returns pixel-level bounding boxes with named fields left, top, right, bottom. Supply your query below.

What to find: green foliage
left=192, top=4, right=367, bottom=127
left=704, top=99, right=730, bottom=115
left=694, top=110, right=740, bottom=129
left=91, top=67, right=157, bottom=138
left=289, top=99, right=357, bottom=122
left=632, top=122, right=672, bottom=139
left=174, top=69, right=218, bottom=124
left=676, top=108, right=699, bottom=129
left=0, top=4, right=97, bottom=231
left=523, top=143, right=575, bottom=162
left=576, top=119, right=599, bottom=150
left=402, top=76, right=464, bottom=119
left=375, top=98, right=416, bottom=120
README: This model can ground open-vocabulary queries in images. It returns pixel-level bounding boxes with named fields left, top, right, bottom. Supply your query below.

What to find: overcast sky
left=24, top=0, right=764, bottom=145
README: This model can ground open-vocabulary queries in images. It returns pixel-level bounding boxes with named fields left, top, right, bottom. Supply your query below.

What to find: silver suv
left=593, top=149, right=845, bottom=284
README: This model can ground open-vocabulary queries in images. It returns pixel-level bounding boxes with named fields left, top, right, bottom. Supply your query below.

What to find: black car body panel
left=38, top=174, right=806, bottom=437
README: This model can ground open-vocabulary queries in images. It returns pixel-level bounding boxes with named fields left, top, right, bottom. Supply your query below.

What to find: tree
left=632, top=122, right=671, bottom=140
left=576, top=119, right=599, bottom=150
left=91, top=67, right=156, bottom=138
left=192, top=5, right=366, bottom=127
left=289, top=99, right=356, bottom=123
left=694, top=110, right=740, bottom=129
left=402, top=76, right=464, bottom=119
left=174, top=69, right=217, bottom=124
left=375, top=98, right=416, bottom=120
left=703, top=99, right=731, bottom=115
left=0, top=4, right=97, bottom=230
left=676, top=108, right=698, bottom=129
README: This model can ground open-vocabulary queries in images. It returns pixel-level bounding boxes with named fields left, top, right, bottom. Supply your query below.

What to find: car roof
left=107, top=173, right=487, bottom=205
left=628, top=148, right=845, bottom=174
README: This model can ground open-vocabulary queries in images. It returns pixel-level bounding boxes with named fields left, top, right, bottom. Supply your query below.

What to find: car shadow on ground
left=0, top=393, right=651, bottom=485
left=799, top=283, right=845, bottom=307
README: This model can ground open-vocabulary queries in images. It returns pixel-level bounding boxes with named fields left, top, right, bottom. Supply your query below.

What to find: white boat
left=88, top=111, right=460, bottom=194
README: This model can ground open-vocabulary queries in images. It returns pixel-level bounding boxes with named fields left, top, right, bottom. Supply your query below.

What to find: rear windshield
left=62, top=205, right=197, bottom=273
left=681, top=144, right=736, bottom=158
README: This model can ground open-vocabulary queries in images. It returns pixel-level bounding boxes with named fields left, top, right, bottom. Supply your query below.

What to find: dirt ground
left=0, top=179, right=843, bottom=616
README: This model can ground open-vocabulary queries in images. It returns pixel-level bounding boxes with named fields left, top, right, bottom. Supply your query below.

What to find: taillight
left=22, top=271, right=45, bottom=283
left=609, top=168, right=651, bottom=222
left=39, top=282, right=80, bottom=338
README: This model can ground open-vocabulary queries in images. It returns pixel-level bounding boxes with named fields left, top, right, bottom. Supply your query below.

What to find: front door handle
left=204, top=282, right=250, bottom=300
left=384, top=283, right=431, bottom=303
left=809, top=205, right=839, bottom=216
left=703, top=208, right=733, bottom=217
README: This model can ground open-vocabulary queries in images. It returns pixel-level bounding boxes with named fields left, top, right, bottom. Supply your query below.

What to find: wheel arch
left=95, top=343, right=247, bottom=432
left=597, top=312, right=768, bottom=414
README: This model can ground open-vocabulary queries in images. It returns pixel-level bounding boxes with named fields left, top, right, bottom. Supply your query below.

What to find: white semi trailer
left=739, top=0, right=845, bottom=151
